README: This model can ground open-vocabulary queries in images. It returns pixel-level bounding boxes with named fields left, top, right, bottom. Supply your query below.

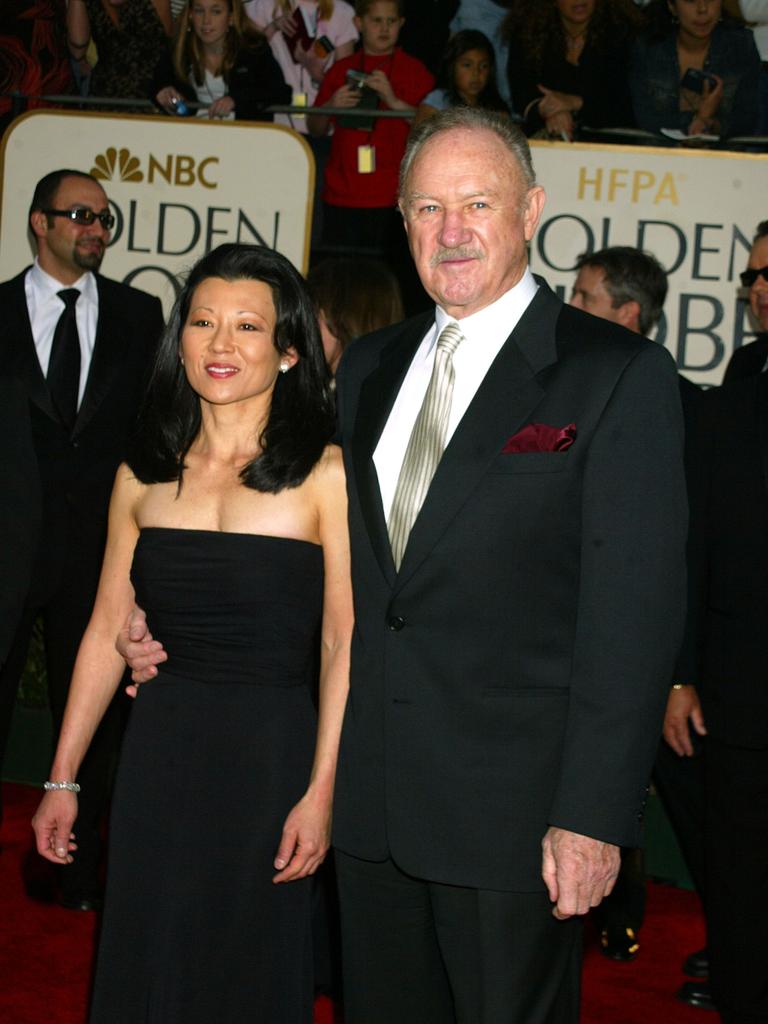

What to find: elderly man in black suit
left=121, top=109, right=687, bottom=1022
left=0, top=169, right=163, bottom=909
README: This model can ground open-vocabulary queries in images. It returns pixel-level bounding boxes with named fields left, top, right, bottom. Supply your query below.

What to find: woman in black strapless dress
left=33, top=244, right=353, bottom=1023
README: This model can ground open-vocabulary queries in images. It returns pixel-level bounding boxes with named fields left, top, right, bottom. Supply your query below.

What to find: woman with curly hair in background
left=503, top=0, right=640, bottom=140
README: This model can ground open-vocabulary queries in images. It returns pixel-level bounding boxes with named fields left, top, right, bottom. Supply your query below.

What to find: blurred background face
left=453, top=49, right=491, bottom=103
left=569, top=265, right=616, bottom=320
left=556, top=0, right=596, bottom=28
left=669, top=0, right=722, bottom=39
left=317, top=311, right=344, bottom=374
left=747, top=235, right=768, bottom=331
left=190, top=0, right=232, bottom=47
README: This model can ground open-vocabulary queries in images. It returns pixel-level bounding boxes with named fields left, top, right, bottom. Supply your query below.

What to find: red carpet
left=1, top=782, right=708, bottom=1023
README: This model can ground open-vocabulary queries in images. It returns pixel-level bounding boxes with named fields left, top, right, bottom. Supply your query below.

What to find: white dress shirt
left=374, top=269, right=539, bottom=522
left=25, top=258, right=99, bottom=408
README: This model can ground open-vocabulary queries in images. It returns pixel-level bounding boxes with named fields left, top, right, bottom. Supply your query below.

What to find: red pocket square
left=502, top=422, right=577, bottom=454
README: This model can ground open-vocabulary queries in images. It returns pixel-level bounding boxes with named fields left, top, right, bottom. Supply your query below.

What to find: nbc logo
left=90, top=148, right=143, bottom=183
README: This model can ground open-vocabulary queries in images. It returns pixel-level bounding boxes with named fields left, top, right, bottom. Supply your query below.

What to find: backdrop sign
left=0, top=111, right=314, bottom=316
left=530, top=140, right=768, bottom=385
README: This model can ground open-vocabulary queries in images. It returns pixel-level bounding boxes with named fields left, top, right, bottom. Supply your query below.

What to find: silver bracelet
left=43, top=780, right=81, bottom=793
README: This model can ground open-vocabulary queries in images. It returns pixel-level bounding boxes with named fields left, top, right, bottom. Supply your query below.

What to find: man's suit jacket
left=723, top=332, right=768, bottom=382
left=0, top=269, right=164, bottom=600
left=691, top=373, right=768, bottom=749
left=334, top=280, right=688, bottom=893
left=0, top=376, right=41, bottom=666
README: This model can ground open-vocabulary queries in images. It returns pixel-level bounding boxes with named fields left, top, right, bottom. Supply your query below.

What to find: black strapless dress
left=90, top=528, right=324, bottom=1023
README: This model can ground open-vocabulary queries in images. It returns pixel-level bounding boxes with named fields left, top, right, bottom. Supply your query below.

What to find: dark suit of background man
left=332, top=108, right=688, bottom=1023
left=723, top=220, right=768, bottom=381
left=570, top=246, right=710, bottom=1002
left=0, top=169, right=163, bottom=908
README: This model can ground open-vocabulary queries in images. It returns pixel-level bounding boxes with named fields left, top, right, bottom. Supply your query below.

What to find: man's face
left=31, top=176, right=111, bottom=283
left=746, top=235, right=768, bottom=331
left=570, top=264, right=640, bottom=333
left=400, top=127, right=545, bottom=319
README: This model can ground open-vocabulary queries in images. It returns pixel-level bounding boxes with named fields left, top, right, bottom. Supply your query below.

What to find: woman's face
left=453, top=49, right=492, bottom=104
left=556, top=0, right=596, bottom=28
left=180, top=277, right=296, bottom=406
left=190, top=0, right=233, bottom=48
left=668, top=0, right=722, bottom=39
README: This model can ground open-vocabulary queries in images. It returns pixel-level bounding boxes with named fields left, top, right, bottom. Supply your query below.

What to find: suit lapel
left=351, top=313, right=433, bottom=586
left=5, top=274, right=59, bottom=422
left=756, top=373, right=768, bottom=496
left=395, top=282, right=562, bottom=589
left=74, top=277, right=128, bottom=437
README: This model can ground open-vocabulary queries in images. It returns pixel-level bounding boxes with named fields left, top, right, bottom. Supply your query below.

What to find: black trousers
left=335, top=850, right=582, bottom=1024
left=654, top=727, right=708, bottom=899
left=0, top=577, right=126, bottom=895
left=705, top=737, right=768, bottom=1024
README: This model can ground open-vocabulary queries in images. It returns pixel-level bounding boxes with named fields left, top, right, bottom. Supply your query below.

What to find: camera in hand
left=340, top=69, right=379, bottom=130
left=680, top=68, right=718, bottom=94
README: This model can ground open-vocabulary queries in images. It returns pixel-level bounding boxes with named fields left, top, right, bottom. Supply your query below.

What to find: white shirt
left=25, top=258, right=99, bottom=408
left=194, top=69, right=235, bottom=119
left=374, top=269, right=539, bottom=522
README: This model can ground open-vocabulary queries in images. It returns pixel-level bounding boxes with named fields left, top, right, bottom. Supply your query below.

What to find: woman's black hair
left=437, top=29, right=508, bottom=114
left=128, top=243, right=335, bottom=494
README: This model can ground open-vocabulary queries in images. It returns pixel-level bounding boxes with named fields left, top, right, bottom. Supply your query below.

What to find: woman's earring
left=279, top=362, right=289, bottom=374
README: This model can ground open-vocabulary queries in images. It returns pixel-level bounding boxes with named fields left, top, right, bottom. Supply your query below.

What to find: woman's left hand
left=208, top=95, right=235, bottom=118
left=272, top=788, right=331, bottom=883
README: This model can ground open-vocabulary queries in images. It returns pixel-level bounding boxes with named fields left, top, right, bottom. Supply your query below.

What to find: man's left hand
left=541, top=826, right=620, bottom=919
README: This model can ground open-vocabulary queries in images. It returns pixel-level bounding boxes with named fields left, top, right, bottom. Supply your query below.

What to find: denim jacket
left=629, top=25, right=761, bottom=140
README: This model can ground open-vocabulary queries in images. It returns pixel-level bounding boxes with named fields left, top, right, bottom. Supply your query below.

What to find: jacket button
left=387, top=615, right=405, bottom=631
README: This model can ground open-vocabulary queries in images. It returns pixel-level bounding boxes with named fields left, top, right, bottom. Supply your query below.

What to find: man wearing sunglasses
left=0, top=168, right=164, bottom=912
left=723, top=220, right=768, bottom=381
left=682, top=216, right=768, bottom=1020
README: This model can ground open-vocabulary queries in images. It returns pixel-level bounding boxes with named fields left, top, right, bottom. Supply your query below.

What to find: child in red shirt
left=309, top=0, right=434, bottom=250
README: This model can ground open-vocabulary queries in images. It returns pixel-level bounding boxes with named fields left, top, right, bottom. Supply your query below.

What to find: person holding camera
left=629, top=0, right=761, bottom=140
left=153, top=0, right=290, bottom=120
left=307, top=0, right=433, bottom=254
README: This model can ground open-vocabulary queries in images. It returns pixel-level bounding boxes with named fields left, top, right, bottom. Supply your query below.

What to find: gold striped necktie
left=388, top=322, right=464, bottom=570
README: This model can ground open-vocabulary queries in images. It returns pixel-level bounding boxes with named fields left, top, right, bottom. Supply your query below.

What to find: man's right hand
left=116, top=606, right=167, bottom=694
left=662, top=684, right=707, bottom=756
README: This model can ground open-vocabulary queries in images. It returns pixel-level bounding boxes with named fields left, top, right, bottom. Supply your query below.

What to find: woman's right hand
left=155, top=86, right=183, bottom=115
left=32, top=791, right=78, bottom=864
left=689, top=73, right=723, bottom=135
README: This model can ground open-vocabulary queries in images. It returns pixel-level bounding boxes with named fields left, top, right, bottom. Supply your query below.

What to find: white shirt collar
left=28, top=257, right=97, bottom=305
left=432, top=268, right=538, bottom=353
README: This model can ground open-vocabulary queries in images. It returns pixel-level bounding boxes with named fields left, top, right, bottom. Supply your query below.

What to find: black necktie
left=47, top=288, right=81, bottom=431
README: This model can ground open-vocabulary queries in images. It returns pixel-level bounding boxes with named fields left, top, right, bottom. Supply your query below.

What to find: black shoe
left=599, top=926, right=640, bottom=961
left=677, top=980, right=716, bottom=1011
left=59, top=891, right=103, bottom=912
left=683, top=947, right=709, bottom=978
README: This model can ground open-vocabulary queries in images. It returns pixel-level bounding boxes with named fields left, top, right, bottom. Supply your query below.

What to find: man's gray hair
left=398, top=108, right=537, bottom=202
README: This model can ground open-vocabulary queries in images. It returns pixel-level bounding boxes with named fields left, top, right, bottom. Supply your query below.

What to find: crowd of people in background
left=2, top=1, right=768, bottom=145
left=1, top=0, right=767, bottom=294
